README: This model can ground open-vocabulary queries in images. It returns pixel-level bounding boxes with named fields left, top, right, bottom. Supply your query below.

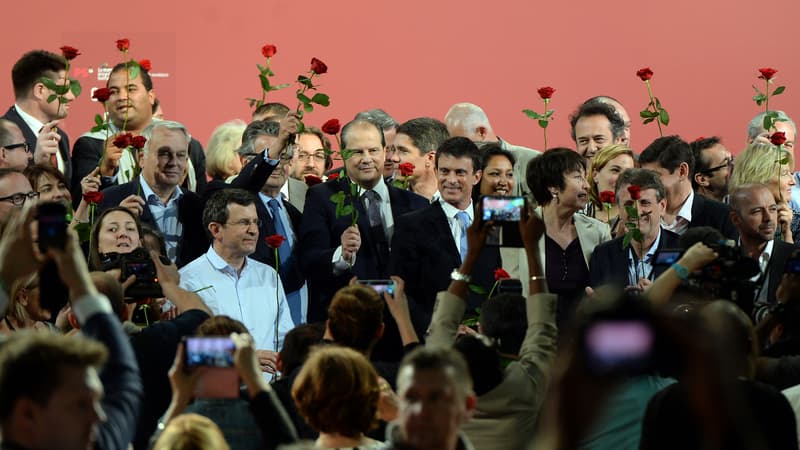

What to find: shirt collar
left=430, top=190, right=441, bottom=204
left=358, top=177, right=390, bottom=202
left=205, top=245, right=248, bottom=274
left=279, top=179, right=290, bottom=200
left=13, top=104, right=44, bottom=136
left=138, top=174, right=183, bottom=204
left=440, top=198, right=474, bottom=221
left=676, top=189, right=694, bottom=222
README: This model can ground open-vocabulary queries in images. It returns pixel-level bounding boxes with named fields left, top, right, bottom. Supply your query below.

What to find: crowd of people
left=2, top=48, right=800, bottom=450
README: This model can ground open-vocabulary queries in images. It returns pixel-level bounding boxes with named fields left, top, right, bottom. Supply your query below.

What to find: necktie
left=267, top=198, right=291, bottom=265
left=363, top=190, right=383, bottom=229
left=456, top=211, right=471, bottom=262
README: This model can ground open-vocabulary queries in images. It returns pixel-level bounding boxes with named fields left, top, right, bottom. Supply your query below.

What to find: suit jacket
left=751, top=240, right=795, bottom=321
left=2, top=105, right=72, bottom=182
left=298, top=178, right=429, bottom=322
left=690, top=193, right=738, bottom=240
left=389, top=201, right=502, bottom=336
left=589, top=228, right=681, bottom=288
left=499, top=138, right=541, bottom=197
left=98, top=179, right=206, bottom=268
left=287, top=177, right=308, bottom=212
left=426, top=290, right=557, bottom=450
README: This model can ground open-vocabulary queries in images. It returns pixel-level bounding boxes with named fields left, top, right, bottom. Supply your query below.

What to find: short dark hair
left=151, top=97, right=160, bottom=115
left=479, top=293, right=526, bottom=354
left=109, top=62, right=154, bottom=91
left=615, top=168, right=667, bottom=203
left=453, top=334, right=503, bottom=396
left=238, top=120, right=280, bottom=156
left=399, top=346, right=473, bottom=398
left=341, top=119, right=386, bottom=149
left=435, top=137, right=481, bottom=172
left=396, top=117, right=450, bottom=154
left=23, top=163, right=69, bottom=193
left=279, top=323, right=325, bottom=375
left=639, top=135, right=694, bottom=175
left=202, top=189, right=257, bottom=239
left=252, top=102, right=290, bottom=120
left=0, top=331, right=107, bottom=421
left=569, top=101, right=625, bottom=142
left=196, top=315, right=249, bottom=336
left=690, top=136, right=723, bottom=173
left=11, top=50, right=67, bottom=99
left=526, top=147, right=586, bottom=206
left=327, top=285, right=384, bottom=354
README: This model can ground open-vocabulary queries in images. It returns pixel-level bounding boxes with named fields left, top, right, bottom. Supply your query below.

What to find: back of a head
left=639, top=135, right=694, bottom=175
left=728, top=143, right=791, bottom=193
left=398, top=346, right=474, bottom=399
left=397, top=117, right=450, bottom=153
left=453, top=334, right=504, bottom=396
left=678, top=226, right=726, bottom=250
left=701, top=300, right=757, bottom=378
left=327, top=285, right=384, bottom=353
left=252, top=102, right=289, bottom=122
left=279, top=323, right=325, bottom=375
left=479, top=293, right=527, bottom=355
left=291, top=345, right=380, bottom=438
left=196, top=315, right=249, bottom=337
left=205, top=120, right=247, bottom=179
left=152, top=413, right=230, bottom=450
left=444, top=102, right=491, bottom=134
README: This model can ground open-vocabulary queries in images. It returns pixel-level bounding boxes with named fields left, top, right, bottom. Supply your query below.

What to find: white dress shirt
left=661, top=189, right=694, bottom=235
left=179, top=246, right=294, bottom=352
left=14, top=103, right=66, bottom=173
left=440, top=200, right=474, bottom=248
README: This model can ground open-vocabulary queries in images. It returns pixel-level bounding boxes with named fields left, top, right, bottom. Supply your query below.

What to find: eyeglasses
left=701, top=157, right=734, bottom=174
left=296, top=151, right=327, bottom=163
left=0, top=191, right=39, bottom=206
left=3, top=142, right=30, bottom=154
left=225, top=218, right=262, bottom=228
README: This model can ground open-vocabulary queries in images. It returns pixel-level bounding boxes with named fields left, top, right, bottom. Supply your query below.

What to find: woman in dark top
left=526, top=148, right=611, bottom=326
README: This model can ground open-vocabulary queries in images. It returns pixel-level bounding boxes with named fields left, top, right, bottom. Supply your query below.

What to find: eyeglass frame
left=0, top=191, right=40, bottom=206
left=699, top=157, right=734, bottom=175
left=224, top=218, right=262, bottom=228
left=2, top=142, right=31, bottom=154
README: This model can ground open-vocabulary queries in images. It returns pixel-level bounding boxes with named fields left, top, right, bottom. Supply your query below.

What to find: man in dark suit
left=390, top=137, right=501, bottom=338
left=730, top=184, right=795, bottom=322
left=591, top=168, right=681, bottom=290
left=3, top=50, right=73, bottom=182
left=639, top=135, right=738, bottom=240
left=298, top=119, right=429, bottom=324
left=71, top=63, right=206, bottom=201
left=98, top=120, right=205, bottom=268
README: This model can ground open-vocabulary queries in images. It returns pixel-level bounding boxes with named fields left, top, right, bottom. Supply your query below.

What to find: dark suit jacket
left=389, top=201, right=502, bottom=336
left=98, top=179, right=206, bottom=268
left=71, top=132, right=207, bottom=203
left=690, top=193, right=738, bottom=240
left=759, top=240, right=794, bottom=306
left=2, top=105, right=72, bottom=182
left=298, top=178, right=429, bottom=322
left=589, top=228, right=681, bottom=288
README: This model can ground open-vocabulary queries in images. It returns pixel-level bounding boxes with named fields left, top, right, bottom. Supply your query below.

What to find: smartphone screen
left=37, top=202, right=68, bottom=252
left=652, top=249, right=682, bottom=266
left=184, top=337, right=235, bottom=368
left=357, top=279, right=395, bottom=295
left=481, top=196, right=525, bottom=222
left=584, top=320, right=654, bottom=375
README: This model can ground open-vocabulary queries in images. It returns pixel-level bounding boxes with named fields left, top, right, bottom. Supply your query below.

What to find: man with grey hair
left=746, top=110, right=800, bottom=209
left=444, top=102, right=540, bottom=196
left=98, top=120, right=206, bottom=267
left=354, top=108, right=400, bottom=180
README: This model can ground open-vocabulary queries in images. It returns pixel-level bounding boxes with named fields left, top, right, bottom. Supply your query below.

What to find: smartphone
left=357, top=279, right=395, bottom=296
left=481, top=196, right=525, bottom=222
left=37, top=202, right=68, bottom=252
left=584, top=320, right=654, bottom=375
left=652, top=249, right=682, bottom=266
left=184, top=337, right=236, bottom=368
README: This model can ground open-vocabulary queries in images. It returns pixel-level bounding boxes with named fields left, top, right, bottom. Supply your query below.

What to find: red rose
left=399, top=162, right=415, bottom=177
left=261, top=44, right=277, bottom=58
left=327, top=172, right=340, bottom=181
left=92, top=88, right=112, bottom=103
left=494, top=268, right=511, bottom=281
left=138, top=59, right=152, bottom=72
left=83, top=191, right=104, bottom=204
left=304, top=175, right=323, bottom=187
left=636, top=67, right=654, bottom=81
left=113, top=133, right=133, bottom=149
left=599, top=190, right=616, bottom=204
left=131, top=135, right=147, bottom=149
left=60, top=46, right=80, bottom=61
left=771, top=131, right=787, bottom=146
left=537, top=86, right=555, bottom=100
left=310, top=57, right=328, bottom=75
left=265, top=234, right=286, bottom=249
left=758, top=67, right=778, bottom=80
left=627, top=185, right=642, bottom=200
left=321, top=119, right=341, bottom=135
left=116, top=39, right=130, bottom=51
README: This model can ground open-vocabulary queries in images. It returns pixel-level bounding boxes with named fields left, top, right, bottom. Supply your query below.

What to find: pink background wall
left=2, top=0, right=798, bottom=157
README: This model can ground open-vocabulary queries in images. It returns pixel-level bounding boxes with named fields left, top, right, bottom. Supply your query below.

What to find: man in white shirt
left=180, top=188, right=293, bottom=371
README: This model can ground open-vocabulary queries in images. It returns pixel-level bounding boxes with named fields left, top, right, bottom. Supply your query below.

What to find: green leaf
left=53, top=84, right=70, bottom=95
left=773, top=86, right=786, bottom=96
left=764, top=116, right=774, bottom=131
left=94, top=114, right=104, bottom=125
left=46, top=94, right=58, bottom=103
left=623, top=233, right=632, bottom=248
left=330, top=191, right=345, bottom=203
left=128, top=62, right=140, bottom=80
left=297, top=75, right=313, bottom=88
left=273, top=83, right=290, bottom=90
left=340, top=204, right=354, bottom=217
left=90, top=124, right=105, bottom=133
left=640, top=110, right=657, bottom=118
left=257, top=64, right=266, bottom=74
left=297, top=93, right=311, bottom=104
left=39, top=77, right=58, bottom=90
left=468, top=284, right=487, bottom=295
left=73, top=222, right=92, bottom=243
left=632, top=228, right=643, bottom=242
left=625, top=205, right=639, bottom=219
left=311, top=93, right=330, bottom=106
left=752, top=85, right=763, bottom=94
left=350, top=181, right=359, bottom=196
left=303, top=103, right=314, bottom=113
left=780, top=157, right=790, bottom=165
left=260, top=74, right=271, bottom=91
left=544, top=109, right=555, bottom=118
left=755, top=98, right=764, bottom=106
left=655, top=97, right=662, bottom=109
left=643, top=117, right=656, bottom=124
left=522, top=109, right=541, bottom=120
left=69, top=79, right=82, bottom=97
left=538, top=119, right=549, bottom=129
left=659, top=109, right=670, bottom=126
left=341, top=148, right=355, bottom=160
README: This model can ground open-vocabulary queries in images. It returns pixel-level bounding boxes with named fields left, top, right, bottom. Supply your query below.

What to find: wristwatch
left=450, top=269, right=472, bottom=283
left=671, top=263, right=690, bottom=280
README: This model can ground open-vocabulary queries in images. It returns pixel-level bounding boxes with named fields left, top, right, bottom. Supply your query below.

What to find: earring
left=552, top=192, right=559, bottom=204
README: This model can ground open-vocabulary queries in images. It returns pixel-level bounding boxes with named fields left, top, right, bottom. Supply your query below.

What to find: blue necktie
left=456, top=211, right=471, bottom=262
left=267, top=198, right=291, bottom=265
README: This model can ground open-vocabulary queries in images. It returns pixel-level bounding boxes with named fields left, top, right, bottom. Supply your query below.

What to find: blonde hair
left=153, top=413, right=230, bottom=450
left=728, top=143, right=794, bottom=194
left=205, top=120, right=247, bottom=180
left=7, top=273, right=38, bottom=327
left=588, top=144, right=635, bottom=207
